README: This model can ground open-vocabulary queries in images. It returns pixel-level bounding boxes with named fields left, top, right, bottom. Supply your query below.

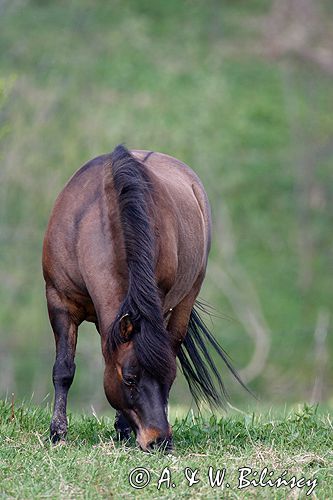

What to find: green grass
left=0, top=401, right=332, bottom=499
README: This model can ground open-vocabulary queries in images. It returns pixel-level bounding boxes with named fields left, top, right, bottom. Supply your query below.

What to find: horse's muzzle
left=136, top=426, right=173, bottom=453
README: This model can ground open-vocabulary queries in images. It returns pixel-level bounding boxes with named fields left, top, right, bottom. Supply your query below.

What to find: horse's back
left=132, top=151, right=211, bottom=306
left=133, top=150, right=211, bottom=233
left=134, top=150, right=211, bottom=261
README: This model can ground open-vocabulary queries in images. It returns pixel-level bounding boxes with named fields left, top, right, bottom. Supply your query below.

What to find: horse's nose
left=137, top=427, right=173, bottom=452
left=147, top=435, right=173, bottom=452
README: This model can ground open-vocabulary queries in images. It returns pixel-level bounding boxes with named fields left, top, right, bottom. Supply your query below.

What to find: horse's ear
left=119, top=313, right=133, bottom=341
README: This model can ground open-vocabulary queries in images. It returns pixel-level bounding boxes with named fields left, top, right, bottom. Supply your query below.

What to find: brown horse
left=42, top=145, right=243, bottom=451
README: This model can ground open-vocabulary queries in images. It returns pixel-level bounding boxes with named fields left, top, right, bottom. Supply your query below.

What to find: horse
left=42, top=145, right=243, bottom=451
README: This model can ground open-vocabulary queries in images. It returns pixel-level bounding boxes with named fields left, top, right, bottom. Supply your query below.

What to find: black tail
left=105, top=145, right=175, bottom=383
left=177, top=304, right=251, bottom=408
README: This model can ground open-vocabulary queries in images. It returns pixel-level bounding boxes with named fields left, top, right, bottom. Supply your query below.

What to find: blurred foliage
left=0, top=0, right=332, bottom=413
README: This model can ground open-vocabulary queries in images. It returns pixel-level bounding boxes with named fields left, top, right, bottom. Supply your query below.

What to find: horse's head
left=104, top=313, right=176, bottom=451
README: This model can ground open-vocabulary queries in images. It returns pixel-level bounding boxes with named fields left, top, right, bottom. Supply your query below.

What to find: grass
left=0, top=400, right=332, bottom=499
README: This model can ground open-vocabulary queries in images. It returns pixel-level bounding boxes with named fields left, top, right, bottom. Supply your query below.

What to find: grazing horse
left=42, top=145, right=243, bottom=451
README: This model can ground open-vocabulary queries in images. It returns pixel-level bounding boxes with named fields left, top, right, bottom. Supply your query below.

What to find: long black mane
left=178, top=304, right=251, bottom=408
left=106, top=145, right=175, bottom=383
left=106, top=144, right=249, bottom=406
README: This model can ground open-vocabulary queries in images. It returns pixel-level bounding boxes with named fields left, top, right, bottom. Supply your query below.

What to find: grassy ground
left=0, top=401, right=332, bottom=499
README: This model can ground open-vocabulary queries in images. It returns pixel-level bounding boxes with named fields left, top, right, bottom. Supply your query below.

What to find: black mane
left=106, top=145, right=175, bottom=383
left=106, top=144, right=250, bottom=406
left=178, top=304, right=252, bottom=408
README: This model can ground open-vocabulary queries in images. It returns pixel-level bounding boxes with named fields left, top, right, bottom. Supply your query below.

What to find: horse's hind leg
left=114, top=411, right=132, bottom=440
left=46, top=286, right=79, bottom=443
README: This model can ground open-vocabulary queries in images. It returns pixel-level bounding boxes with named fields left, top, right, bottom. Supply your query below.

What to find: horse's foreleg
left=47, top=287, right=79, bottom=443
left=50, top=317, right=77, bottom=443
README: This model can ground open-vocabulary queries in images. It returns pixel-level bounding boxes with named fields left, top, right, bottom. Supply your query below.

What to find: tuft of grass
left=0, top=400, right=332, bottom=498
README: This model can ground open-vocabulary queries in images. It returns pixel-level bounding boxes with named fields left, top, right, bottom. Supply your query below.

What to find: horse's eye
left=123, top=374, right=137, bottom=387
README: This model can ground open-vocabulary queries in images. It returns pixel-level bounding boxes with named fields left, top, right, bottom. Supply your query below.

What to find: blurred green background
left=0, top=0, right=332, bottom=415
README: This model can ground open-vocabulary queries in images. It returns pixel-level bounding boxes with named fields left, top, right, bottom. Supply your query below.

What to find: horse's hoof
left=114, top=412, right=132, bottom=441
left=50, top=431, right=67, bottom=445
left=50, top=421, right=67, bottom=444
left=116, top=427, right=132, bottom=441
left=51, top=436, right=66, bottom=446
